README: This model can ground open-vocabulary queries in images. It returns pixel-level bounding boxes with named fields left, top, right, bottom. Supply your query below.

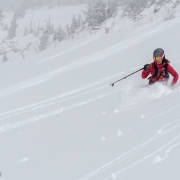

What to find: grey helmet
left=153, top=48, right=165, bottom=58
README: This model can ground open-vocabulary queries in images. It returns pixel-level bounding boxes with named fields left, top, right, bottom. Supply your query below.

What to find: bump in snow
left=101, top=137, right=106, bottom=142
left=153, top=155, right=162, bottom=163
left=114, top=109, right=119, bottom=114
left=117, top=130, right=122, bottom=137
left=111, top=173, right=116, bottom=179
left=19, top=157, right=28, bottom=162
left=141, top=114, right=144, bottom=119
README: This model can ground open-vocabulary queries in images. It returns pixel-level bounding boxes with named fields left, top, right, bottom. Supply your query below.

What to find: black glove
left=148, top=76, right=157, bottom=85
left=143, top=64, right=150, bottom=71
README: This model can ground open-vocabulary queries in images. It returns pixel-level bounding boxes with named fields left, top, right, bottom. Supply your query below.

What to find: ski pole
left=110, top=68, right=143, bottom=87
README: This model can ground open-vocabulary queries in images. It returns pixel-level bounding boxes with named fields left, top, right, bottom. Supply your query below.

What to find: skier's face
left=154, top=56, right=162, bottom=64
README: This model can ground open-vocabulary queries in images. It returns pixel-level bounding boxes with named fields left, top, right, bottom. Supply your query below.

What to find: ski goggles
left=154, top=56, right=162, bottom=62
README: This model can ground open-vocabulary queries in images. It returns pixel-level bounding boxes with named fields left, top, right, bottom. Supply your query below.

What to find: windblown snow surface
left=1, top=6, right=180, bottom=180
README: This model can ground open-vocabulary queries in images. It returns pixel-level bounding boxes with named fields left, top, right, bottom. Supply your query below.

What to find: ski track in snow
left=0, top=66, right=124, bottom=98
left=38, top=36, right=101, bottom=63
left=0, top=74, right=179, bottom=131
left=0, top=85, right=110, bottom=121
left=0, top=71, right=126, bottom=120
left=125, top=99, right=180, bottom=134
left=79, top=118, right=180, bottom=180
left=0, top=80, right=177, bottom=179
left=0, top=76, right=177, bottom=124
left=115, top=87, right=150, bottom=110
left=104, top=134, right=180, bottom=180
left=1, top=17, right=180, bottom=98
left=0, top=89, right=118, bottom=133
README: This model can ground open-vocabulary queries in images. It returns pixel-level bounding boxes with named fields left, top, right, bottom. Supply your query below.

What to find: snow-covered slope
left=0, top=3, right=180, bottom=180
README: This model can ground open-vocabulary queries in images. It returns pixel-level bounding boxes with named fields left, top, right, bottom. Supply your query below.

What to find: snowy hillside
left=1, top=1, right=180, bottom=62
left=0, top=1, right=180, bottom=180
left=0, top=5, right=86, bottom=60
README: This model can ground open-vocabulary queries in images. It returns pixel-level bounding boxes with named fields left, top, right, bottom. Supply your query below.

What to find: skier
left=142, top=48, right=179, bottom=86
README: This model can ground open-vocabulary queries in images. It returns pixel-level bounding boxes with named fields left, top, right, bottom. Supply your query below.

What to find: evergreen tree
left=77, top=14, right=82, bottom=28
left=85, top=0, right=107, bottom=28
left=39, top=29, right=49, bottom=51
left=65, top=24, right=70, bottom=37
left=35, top=21, right=40, bottom=37
left=107, top=0, right=118, bottom=18
left=15, top=6, right=25, bottom=19
left=70, top=15, right=78, bottom=34
left=7, top=15, right=17, bottom=39
left=23, top=27, right=28, bottom=36
left=29, top=16, right=34, bottom=34
left=46, top=18, right=54, bottom=35
left=53, top=25, right=66, bottom=42
left=2, top=54, right=8, bottom=62
left=123, top=0, right=152, bottom=18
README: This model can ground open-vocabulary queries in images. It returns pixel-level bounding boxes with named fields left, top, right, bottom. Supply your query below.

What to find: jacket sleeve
left=141, top=69, right=150, bottom=79
left=167, top=64, right=179, bottom=85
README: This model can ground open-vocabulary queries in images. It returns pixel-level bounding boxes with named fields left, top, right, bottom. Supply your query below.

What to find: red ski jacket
left=142, top=62, right=179, bottom=85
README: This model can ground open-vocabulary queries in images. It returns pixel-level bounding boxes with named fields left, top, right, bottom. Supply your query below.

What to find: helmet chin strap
left=161, top=53, right=165, bottom=58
